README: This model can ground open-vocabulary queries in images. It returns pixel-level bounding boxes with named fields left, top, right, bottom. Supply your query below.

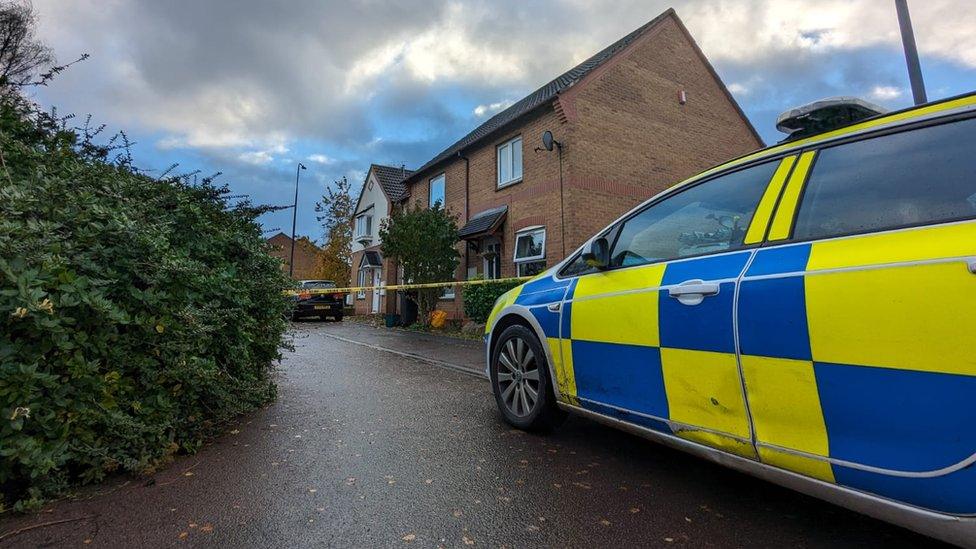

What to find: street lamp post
left=289, top=162, right=307, bottom=278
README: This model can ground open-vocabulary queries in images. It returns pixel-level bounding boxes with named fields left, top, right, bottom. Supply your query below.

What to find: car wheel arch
left=488, top=309, right=561, bottom=401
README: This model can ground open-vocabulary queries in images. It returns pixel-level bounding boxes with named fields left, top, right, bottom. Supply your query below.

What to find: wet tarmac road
left=0, top=322, right=943, bottom=548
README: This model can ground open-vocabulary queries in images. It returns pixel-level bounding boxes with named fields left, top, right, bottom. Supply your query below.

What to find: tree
left=0, top=1, right=87, bottom=91
left=380, top=202, right=459, bottom=326
left=0, top=1, right=52, bottom=88
left=312, top=176, right=353, bottom=285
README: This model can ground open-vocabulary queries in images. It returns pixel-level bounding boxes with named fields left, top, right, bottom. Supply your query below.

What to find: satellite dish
left=542, top=130, right=555, bottom=151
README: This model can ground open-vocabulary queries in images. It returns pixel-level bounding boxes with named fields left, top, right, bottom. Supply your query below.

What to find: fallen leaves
left=402, top=533, right=417, bottom=542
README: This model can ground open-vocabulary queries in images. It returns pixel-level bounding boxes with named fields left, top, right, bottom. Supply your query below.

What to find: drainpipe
left=457, top=151, right=470, bottom=221
left=557, top=143, right=565, bottom=258
left=457, top=151, right=471, bottom=283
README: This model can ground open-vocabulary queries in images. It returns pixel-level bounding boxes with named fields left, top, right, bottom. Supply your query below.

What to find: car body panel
left=484, top=93, right=976, bottom=543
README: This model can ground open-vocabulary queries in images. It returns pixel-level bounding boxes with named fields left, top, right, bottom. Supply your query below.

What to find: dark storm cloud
left=27, top=0, right=976, bottom=239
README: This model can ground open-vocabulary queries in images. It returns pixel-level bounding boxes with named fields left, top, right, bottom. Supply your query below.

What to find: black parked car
left=291, top=280, right=344, bottom=321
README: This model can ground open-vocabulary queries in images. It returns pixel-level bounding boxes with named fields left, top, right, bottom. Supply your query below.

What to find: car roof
left=687, top=90, right=976, bottom=187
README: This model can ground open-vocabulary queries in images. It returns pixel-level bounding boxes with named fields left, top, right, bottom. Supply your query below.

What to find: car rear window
left=793, top=117, right=976, bottom=241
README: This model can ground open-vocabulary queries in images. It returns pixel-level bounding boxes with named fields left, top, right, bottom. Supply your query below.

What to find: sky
left=28, top=0, right=976, bottom=244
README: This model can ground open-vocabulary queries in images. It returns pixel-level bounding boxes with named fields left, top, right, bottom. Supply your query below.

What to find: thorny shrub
left=0, top=93, right=292, bottom=511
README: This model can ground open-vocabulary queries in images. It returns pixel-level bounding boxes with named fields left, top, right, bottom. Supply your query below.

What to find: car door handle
left=668, top=279, right=720, bottom=306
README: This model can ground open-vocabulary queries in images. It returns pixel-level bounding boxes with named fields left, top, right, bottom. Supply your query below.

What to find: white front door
left=371, top=268, right=382, bottom=313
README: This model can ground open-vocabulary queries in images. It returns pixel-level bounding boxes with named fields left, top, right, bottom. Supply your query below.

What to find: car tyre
left=490, top=324, right=565, bottom=432
left=334, top=313, right=343, bottom=322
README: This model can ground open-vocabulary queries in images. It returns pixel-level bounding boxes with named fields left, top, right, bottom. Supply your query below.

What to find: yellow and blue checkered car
left=487, top=92, right=976, bottom=522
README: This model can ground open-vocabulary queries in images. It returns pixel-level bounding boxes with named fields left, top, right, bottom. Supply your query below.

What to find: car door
left=559, top=157, right=789, bottom=457
left=737, top=116, right=976, bottom=514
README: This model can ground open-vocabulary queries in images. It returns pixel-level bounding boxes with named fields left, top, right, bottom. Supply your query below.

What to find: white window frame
left=441, top=283, right=455, bottom=300
left=513, top=226, right=546, bottom=263
left=355, top=214, right=372, bottom=239
left=483, top=238, right=501, bottom=280
left=429, top=173, right=445, bottom=207
left=357, top=268, right=368, bottom=299
left=496, top=136, right=523, bottom=188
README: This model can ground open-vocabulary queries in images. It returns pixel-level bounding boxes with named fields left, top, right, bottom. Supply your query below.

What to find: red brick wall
left=349, top=245, right=398, bottom=316
left=405, top=108, right=569, bottom=319
left=560, top=15, right=764, bottom=248
left=400, top=12, right=762, bottom=319
left=266, top=233, right=321, bottom=280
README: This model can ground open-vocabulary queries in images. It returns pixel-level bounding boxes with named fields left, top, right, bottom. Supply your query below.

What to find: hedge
left=461, top=277, right=523, bottom=324
left=0, top=95, right=291, bottom=511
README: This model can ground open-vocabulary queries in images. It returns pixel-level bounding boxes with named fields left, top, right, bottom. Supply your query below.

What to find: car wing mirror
left=581, top=237, right=610, bottom=269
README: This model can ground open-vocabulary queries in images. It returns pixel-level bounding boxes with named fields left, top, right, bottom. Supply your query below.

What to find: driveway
left=0, top=321, right=941, bottom=547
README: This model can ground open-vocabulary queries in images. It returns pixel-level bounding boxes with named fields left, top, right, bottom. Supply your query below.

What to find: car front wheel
left=490, top=324, right=565, bottom=431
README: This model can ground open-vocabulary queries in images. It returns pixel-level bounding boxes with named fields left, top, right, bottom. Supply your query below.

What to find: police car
left=484, top=93, right=976, bottom=545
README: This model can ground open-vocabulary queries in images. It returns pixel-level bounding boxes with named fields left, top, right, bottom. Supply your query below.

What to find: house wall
left=267, top=233, right=320, bottom=280
left=405, top=107, right=569, bottom=319
left=348, top=167, right=401, bottom=317
left=350, top=245, right=398, bottom=316
left=400, top=12, right=763, bottom=321
left=352, top=170, right=389, bottom=254
left=560, top=15, right=764, bottom=249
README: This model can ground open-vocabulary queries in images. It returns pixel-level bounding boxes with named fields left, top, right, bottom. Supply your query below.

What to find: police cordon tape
left=283, top=276, right=534, bottom=296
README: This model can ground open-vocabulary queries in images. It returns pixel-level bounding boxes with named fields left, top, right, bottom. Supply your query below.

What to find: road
left=0, top=321, right=942, bottom=547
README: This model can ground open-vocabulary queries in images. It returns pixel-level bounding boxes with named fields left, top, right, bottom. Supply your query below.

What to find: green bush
left=462, top=277, right=523, bottom=324
left=0, top=95, right=291, bottom=511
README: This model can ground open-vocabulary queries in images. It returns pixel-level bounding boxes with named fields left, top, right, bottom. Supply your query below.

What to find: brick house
left=396, top=8, right=763, bottom=319
left=350, top=164, right=413, bottom=315
left=266, top=232, right=321, bottom=280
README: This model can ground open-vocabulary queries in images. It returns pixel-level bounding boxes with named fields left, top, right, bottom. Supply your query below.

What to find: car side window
left=607, top=161, right=778, bottom=268
left=794, top=117, right=976, bottom=241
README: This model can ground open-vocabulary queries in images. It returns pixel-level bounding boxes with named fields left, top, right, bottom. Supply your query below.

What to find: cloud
left=868, top=85, right=904, bottom=101
left=726, top=82, right=750, bottom=96
left=307, top=154, right=335, bottom=165
left=237, top=150, right=275, bottom=165
left=26, top=0, right=976, bottom=241
left=473, top=99, right=515, bottom=117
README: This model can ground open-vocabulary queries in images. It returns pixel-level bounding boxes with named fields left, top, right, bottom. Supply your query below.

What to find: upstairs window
left=355, top=214, right=372, bottom=238
left=497, top=136, right=523, bottom=188
left=514, top=226, right=546, bottom=277
left=429, top=174, right=445, bottom=207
